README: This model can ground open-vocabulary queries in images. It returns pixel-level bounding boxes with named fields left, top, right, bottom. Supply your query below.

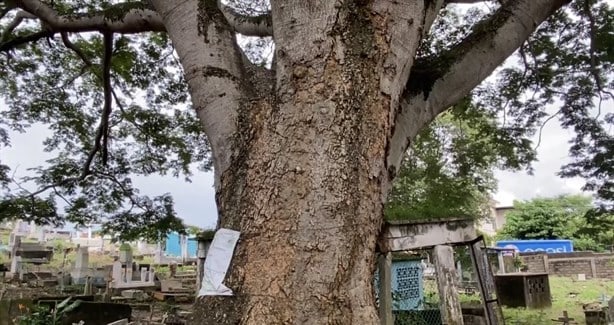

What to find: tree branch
left=0, top=29, right=53, bottom=52
left=387, top=0, right=571, bottom=172
left=220, top=5, right=272, bottom=37
left=13, top=0, right=165, bottom=34
left=0, top=10, right=36, bottom=41
left=83, top=31, right=113, bottom=172
left=151, top=0, right=248, bottom=190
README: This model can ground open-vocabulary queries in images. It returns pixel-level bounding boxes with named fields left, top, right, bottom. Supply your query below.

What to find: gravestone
left=71, top=246, right=90, bottom=284
left=495, top=273, right=552, bottom=308
left=119, top=244, right=133, bottom=265
left=608, top=297, right=614, bottom=322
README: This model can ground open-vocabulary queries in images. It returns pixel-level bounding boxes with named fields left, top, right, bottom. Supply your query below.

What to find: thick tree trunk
left=5, top=0, right=572, bottom=323
left=186, top=3, right=428, bottom=325
left=180, top=1, right=434, bottom=324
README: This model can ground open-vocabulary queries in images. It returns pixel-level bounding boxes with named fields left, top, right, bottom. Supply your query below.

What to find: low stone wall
left=520, top=251, right=614, bottom=279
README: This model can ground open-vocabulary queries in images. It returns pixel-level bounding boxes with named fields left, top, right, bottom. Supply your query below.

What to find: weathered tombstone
left=583, top=302, right=607, bottom=325
left=494, top=273, right=551, bottom=309
left=71, top=246, right=90, bottom=284
left=9, top=255, right=21, bottom=277
left=83, top=276, right=93, bottom=295
left=111, top=259, right=155, bottom=289
left=121, top=289, right=145, bottom=300
left=111, top=260, right=123, bottom=285
left=608, top=297, right=614, bottom=322
left=37, top=226, right=45, bottom=243
left=169, top=262, right=178, bottom=278
left=154, top=243, right=163, bottom=264
left=118, top=244, right=133, bottom=265
left=29, top=221, right=37, bottom=238
left=180, top=234, right=188, bottom=262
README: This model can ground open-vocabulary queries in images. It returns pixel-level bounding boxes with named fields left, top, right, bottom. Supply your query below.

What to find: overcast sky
left=2, top=101, right=610, bottom=229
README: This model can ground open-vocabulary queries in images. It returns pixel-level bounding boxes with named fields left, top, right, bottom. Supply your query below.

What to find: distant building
left=477, top=200, right=514, bottom=236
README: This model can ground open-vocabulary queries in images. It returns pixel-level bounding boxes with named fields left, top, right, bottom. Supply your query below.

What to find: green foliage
left=0, top=0, right=612, bottom=240
left=503, top=276, right=614, bottom=323
left=498, top=195, right=614, bottom=251
left=0, top=1, right=207, bottom=241
left=16, top=297, right=82, bottom=325
left=186, top=225, right=203, bottom=236
left=386, top=98, right=510, bottom=221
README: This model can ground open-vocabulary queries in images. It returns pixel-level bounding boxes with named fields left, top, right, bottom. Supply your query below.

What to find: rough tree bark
left=149, top=0, right=567, bottom=324
left=8, top=0, right=570, bottom=323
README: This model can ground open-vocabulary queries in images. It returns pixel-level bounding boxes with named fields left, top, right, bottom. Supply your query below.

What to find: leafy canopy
left=0, top=1, right=612, bottom=241
left=498, top=195, right=614, bottom=252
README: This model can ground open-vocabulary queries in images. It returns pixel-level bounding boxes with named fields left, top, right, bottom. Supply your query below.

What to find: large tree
left=498, top=195, right=614, bottom=251
left=0, top=0, right=612, bottom=323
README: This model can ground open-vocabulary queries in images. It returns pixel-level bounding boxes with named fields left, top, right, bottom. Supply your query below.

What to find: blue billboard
left=496, top=239, right=573, bottom=253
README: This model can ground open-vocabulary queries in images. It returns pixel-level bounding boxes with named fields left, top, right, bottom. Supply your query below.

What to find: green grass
left=423, top=276, right=612, bottom=324
left=502, top=276, right=614, bottom=324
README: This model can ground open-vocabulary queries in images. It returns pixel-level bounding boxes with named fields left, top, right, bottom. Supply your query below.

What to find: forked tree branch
left=387, top=0, right=571, bottom=172
left=13, top=0, right=165, bottom=33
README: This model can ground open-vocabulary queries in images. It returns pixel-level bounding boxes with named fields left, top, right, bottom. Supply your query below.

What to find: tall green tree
left=0, top=0, right=612, bottom=323
left=499, top=195, right=614, bottom=251
left=386, top=98, right=527, bottom=221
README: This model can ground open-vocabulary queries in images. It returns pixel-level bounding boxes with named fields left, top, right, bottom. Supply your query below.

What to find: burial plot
left=494, top=273, right=552, bottom=308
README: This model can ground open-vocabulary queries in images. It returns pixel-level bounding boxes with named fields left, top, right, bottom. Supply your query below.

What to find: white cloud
left=493, top=100, right=613, bottom=206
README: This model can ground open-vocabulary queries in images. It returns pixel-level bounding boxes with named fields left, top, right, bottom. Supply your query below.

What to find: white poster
left=198, top=228, right=241, bottom=296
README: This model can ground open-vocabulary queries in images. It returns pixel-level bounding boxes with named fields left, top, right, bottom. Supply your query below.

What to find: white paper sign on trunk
left=198, top=228, right=240, bottom=296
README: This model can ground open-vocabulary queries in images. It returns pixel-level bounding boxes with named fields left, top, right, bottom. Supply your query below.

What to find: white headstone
left=10, top=255, right=20, bottom=274
left=29, top=221, right=37, bottom=237
left=37, top=227, right=45, bottom=243
left=111, top=260, right=123, bottom=284
left=578, top=273, right=586, bottom=281
left=180, top=235, right=188, bottom=261
left=77, top=248, right=88, bottom=265
left=154, top=244, right=163, bottom=264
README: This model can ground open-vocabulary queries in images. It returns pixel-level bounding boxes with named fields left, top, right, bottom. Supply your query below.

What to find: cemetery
left=0, top=222, right=209, bottom=324
left=0, top=216, right=612, bottom=324
left=0, top=219, right=613, bottom=324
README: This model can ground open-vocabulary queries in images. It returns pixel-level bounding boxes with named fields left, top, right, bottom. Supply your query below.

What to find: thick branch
left=151, top=0, right=247, bottom=190
left=0, top=29, right=52, bottom=51
left=220, top=5, right=272, bottom=37
left=388, top=0, right=570, bottom=172
left=14, top=0, right=165, bottom=33
left=1, top=10, right=36, bottom=41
